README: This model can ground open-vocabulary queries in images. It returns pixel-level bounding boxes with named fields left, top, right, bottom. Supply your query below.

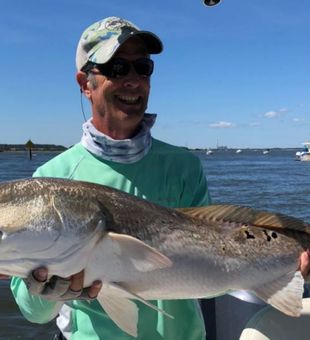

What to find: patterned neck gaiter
left=81, top=113, right=156, bottom=164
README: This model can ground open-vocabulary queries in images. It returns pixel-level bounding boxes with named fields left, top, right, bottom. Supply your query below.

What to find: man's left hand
left=299, top=249, right=310, bottom=279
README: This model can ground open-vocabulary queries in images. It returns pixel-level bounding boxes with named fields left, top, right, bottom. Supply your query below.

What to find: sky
left=0, top=0, right=309, bottom=149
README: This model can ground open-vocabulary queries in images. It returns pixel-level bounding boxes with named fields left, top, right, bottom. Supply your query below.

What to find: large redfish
left=0, top=178, right=308, bottom=337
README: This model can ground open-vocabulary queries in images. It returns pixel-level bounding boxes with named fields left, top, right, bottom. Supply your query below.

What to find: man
left=6, top=16, right=310, bottom=340
left=10, top=17, right=211, bottom=339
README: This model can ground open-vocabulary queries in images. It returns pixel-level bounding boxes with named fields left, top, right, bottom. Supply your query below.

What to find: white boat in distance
left=236, top=149, right=242, bottom=154
left=263, top=149, right=270, bottom=155
left=296, top=143, right=310, bottom=161
left=206, top=149, right=214, bottom=155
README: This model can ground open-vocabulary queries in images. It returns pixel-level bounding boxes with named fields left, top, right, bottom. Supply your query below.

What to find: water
left=0, top=152, right=56, bottom=182
left=0, top=152, right=60, bottom=339
left=199, top=149, right=310, bottom=222
left=0, top=149, right=309, bottom=339
left=197, top=149, right=310, bottom=340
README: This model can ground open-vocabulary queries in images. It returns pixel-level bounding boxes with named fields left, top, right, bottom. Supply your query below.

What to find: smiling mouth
left=116, top=95, right=141, bottom=105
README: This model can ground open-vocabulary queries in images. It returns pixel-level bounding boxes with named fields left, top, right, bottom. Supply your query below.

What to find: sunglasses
left=82, top=58, right=154, bottom=78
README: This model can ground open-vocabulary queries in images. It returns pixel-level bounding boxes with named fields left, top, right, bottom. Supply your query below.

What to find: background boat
left=296, top=143, right=310, bottom=161
left=262, top=149, right=270, bottom=155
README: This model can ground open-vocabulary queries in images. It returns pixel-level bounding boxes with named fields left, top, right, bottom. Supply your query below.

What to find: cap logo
left=104, top=17, right=134, bottom=31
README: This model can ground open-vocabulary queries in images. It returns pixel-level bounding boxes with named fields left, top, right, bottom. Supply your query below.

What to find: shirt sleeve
left=180, top=155, right=212, bottom=208
left=33, top=166, right=45, bottom=177
left=10, top=277, right=63, bottom=324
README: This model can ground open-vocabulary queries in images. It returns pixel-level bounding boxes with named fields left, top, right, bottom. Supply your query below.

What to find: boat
left=236, top=149, right=242, bottom=154
left=296, top=143, right=310, bottom=161
left=263, top=149, right=270, bottom=155
left=215, top=139, right=228, bottom=151
left=206, top=149, right=214, bottom=155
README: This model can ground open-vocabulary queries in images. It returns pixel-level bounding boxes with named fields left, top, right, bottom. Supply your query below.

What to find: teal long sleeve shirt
left=11, top=138, right=211, bottom=340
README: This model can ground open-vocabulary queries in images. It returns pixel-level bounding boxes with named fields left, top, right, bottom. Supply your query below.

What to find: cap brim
left=84, top=30, right=163, bottom=67
left=131, top=31, right=163, bottom=54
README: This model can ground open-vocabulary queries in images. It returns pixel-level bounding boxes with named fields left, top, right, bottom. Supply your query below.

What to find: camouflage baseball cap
left=76, top=16, right=163, bottom=70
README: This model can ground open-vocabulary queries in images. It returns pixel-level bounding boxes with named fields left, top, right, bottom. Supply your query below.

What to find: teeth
left=117, top=95, right=140, bottom=104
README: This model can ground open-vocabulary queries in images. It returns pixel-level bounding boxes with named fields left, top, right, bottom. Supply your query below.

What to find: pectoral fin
left=107, top=232, right=172, bottom=272
left=253, top=271, right=304, bottom=317
left=97, top=282, right=173, bottom=337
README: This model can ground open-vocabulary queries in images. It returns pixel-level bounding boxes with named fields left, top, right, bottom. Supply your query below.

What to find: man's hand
left=299, top=249, right=310, bottom=279
left=24, top=267, right=102, bottom=301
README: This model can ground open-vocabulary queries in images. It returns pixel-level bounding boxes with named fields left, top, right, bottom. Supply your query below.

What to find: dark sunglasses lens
left=95, top=58, right=153, bottom=78
left=95, top=60, right=129, bottom=77
left=134, top=59, right=154, bottom=76
left=111, top=60, right=130, bottom=77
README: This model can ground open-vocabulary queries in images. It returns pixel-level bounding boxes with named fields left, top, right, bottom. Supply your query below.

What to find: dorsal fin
left=177, top=205, right=310, bottom=234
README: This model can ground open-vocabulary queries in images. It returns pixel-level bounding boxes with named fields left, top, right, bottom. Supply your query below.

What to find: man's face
left=87, top=37, right=151, bottom=138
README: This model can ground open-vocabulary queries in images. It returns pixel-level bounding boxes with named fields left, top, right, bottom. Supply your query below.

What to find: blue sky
left=1, top=0, right=309, bottom=149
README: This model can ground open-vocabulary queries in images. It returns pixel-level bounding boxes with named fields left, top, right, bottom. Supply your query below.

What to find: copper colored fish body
left=0, top=178, right=309, bottom=337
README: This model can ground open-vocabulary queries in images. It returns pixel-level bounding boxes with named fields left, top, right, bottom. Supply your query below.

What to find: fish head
left=0, top=178, right=106, bottom=277
left=0, top=185, right=64, bottom=277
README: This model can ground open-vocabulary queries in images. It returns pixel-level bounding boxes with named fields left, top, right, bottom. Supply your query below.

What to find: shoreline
left=0, top=150, right=65, bottom=153
left=0, top=144, right=67, bottom=153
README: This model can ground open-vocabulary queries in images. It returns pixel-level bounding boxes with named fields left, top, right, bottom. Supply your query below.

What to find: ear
left=76, top=71, right=92, bottom=99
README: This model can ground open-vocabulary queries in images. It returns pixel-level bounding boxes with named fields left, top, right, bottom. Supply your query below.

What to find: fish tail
left=253, top=271, right=304, bottom=317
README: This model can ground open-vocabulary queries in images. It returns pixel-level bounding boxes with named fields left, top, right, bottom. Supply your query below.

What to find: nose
left=122, top=68, right=143, bottom=89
